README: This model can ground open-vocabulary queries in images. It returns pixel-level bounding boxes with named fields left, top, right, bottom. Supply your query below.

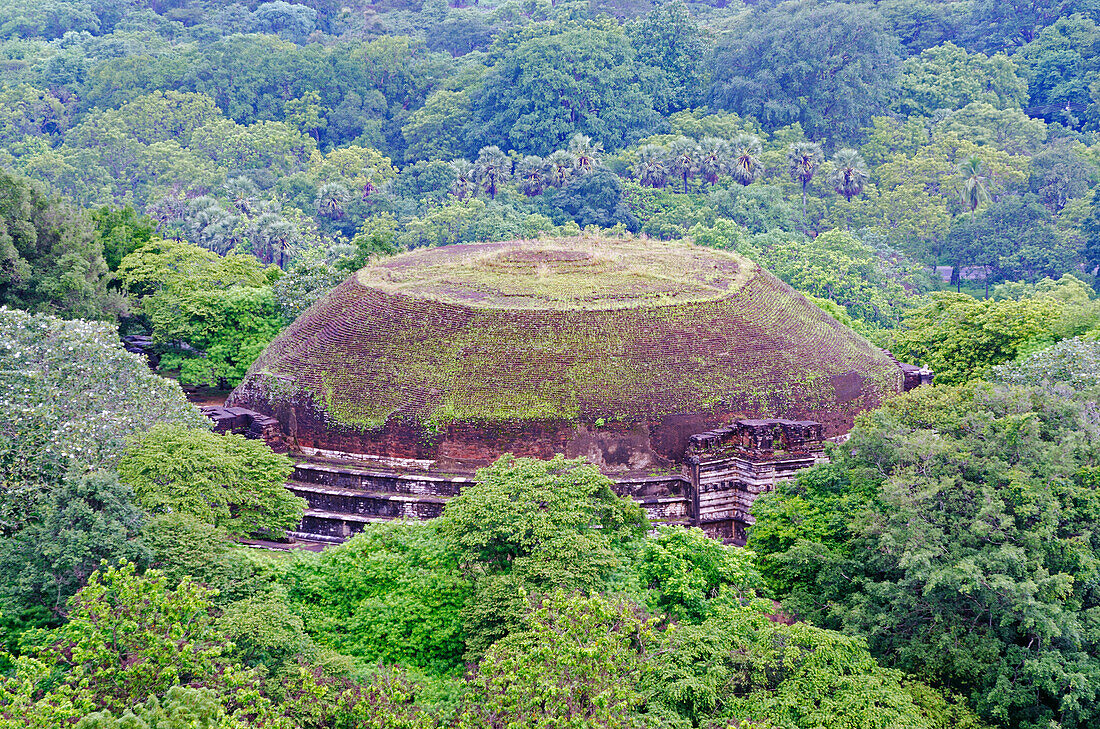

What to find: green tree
left=830, top=148, right=869, bottom=203
left=632, top=144, right=669, bottom=189
left=787, top=141, right=824, bottom=223
left=750, top=382, right=1100, bottom=729
left=91, top=205, right=156, bottom=272
left=890, top=292, right=1062, bottom=384
left=730, top=133, right=764, bottom=187
left=456, top=591, right=660, bottom=729
left=473, top=145, right=511, bottom=200
left=650, top=603, right=987, bottom=729
left=627, top=0, right=709, bottom=111
left=958, top=155, right=993, bottom=212
left=0, top=563, right=245, bottom=725
left=438, top=454, right=647, bottom=589
left=638, top=526, right=763, bottom=623
left=474, top=22, right=663, bottom=155
left=0, top=471, right=148, bottom=620
left=117, top=424, right=303, bottom=540
left=0, top=170, right=115, bottom=320
left=668, top=136, right=698, bottom=193
left=896, top=42, right=1028, bottom=117
left=0, top=309, right=207, bottom=530
left=117, top=239, right=285, bottom=387
left=284, top=91, right=328, bottom=143
left=710, top=2, right=900, bottom=139
left=282, top=522, right=469, bottom=673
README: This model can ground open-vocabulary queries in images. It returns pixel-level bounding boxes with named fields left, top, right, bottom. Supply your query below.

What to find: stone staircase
left=285, top=457, right=693, bottom=543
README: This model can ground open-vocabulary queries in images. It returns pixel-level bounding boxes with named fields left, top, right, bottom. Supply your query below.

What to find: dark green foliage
left=946, top=194, right=1074, bottom=286
left=627, top=1, right=709, bottom=112
left=0, top=170, right=115, bottom=319
left=0, top=470, right=147, bottom=619
left=749, top=383, right=1100, bottom=729
left=474, top=23, right=664, bottom=155
left=709, top=2, right=900, bottom=140
left=552, top=168, right=637, bottom=229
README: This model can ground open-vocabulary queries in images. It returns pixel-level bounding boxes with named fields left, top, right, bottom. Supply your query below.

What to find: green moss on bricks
left=236, top=237, right=903, bottom=431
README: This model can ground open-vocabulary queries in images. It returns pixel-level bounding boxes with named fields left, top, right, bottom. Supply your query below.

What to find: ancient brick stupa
left=226, top=237, right=910, bottom=543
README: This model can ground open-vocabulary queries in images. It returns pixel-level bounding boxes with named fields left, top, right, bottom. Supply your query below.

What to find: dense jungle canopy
left=2, top=0, right=1100, bottom=727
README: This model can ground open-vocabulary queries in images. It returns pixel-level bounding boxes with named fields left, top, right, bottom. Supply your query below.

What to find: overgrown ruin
left=222, top=237, right=923, bottom=543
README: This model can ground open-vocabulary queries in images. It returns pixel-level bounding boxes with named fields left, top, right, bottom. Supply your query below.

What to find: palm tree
left=546, top=150, right=575, bottom=188
left=633, top=144, right=669, bottom=189
left=253, top=213, right=298, bottom=268
left=568, top=134, right=603, bottom=174
left=787, top=141, right=824, bottom=223
left=958, top=156, right=991, bottom=212
left=698, top=137, right=732, bottom=186
left=316, top=183, right=351, bottom=220
left=224, top=176, right=259, bottom=215
left=730, top=133, right=764, bottom=186
left=450, top=159, right=476, bottom=200
left=830, top=148, right=869, bottom=202
left=474, top=146, right=511, bottom=200
left=668, top=137, right=699, bottom=194
left=516, top=155, right=546, bottom=196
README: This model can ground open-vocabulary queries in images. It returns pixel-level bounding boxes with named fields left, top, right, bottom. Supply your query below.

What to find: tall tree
left=633, top=144, right=669, bottom=189
left=450, top=159, right=477, bottom=200
left=730, top=133, right=764, bottom=186
left=710, top=2, right=899, bottom=139
left=473, top=145, right=511, bottom=200
left=545, top=150, right=576, bottom=188
left=787, top=141, right=824, bottom=222
left=567, top=133, right=603, bottom=174
left=697, top=136, right=732, bottom=185
left=830, top=148, right=870, bottom=202
left=668, top=137, right=699, bottom=193
left=516, top=155, right=546, bottom=197
left=958, top=155, right=992, bottom=212
left=473, top=24, right=663, bottom=155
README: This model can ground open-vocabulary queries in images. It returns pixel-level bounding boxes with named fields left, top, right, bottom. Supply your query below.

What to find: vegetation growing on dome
left=234, top=237, right=902, bottom=432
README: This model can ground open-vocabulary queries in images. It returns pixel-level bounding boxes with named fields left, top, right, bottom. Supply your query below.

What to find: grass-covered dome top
left=229, top=237, right=903, bottom=467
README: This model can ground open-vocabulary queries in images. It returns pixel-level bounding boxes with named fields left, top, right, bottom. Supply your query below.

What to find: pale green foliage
left=0, top=308, right=206, bottom=525
left=75, top=685, right=234, bottom=729
left=0, top=563, right=239, bottom=725
left=993, top=337, right=1100, bottom=389
left=117, top=424, right=302, bottom=539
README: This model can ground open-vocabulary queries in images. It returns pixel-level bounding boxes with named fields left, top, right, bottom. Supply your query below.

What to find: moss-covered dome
left=229, top=237, right=903, bottom=472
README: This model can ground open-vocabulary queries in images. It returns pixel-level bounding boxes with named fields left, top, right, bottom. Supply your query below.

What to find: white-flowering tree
left=0, top=308, right=208, bottom=531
